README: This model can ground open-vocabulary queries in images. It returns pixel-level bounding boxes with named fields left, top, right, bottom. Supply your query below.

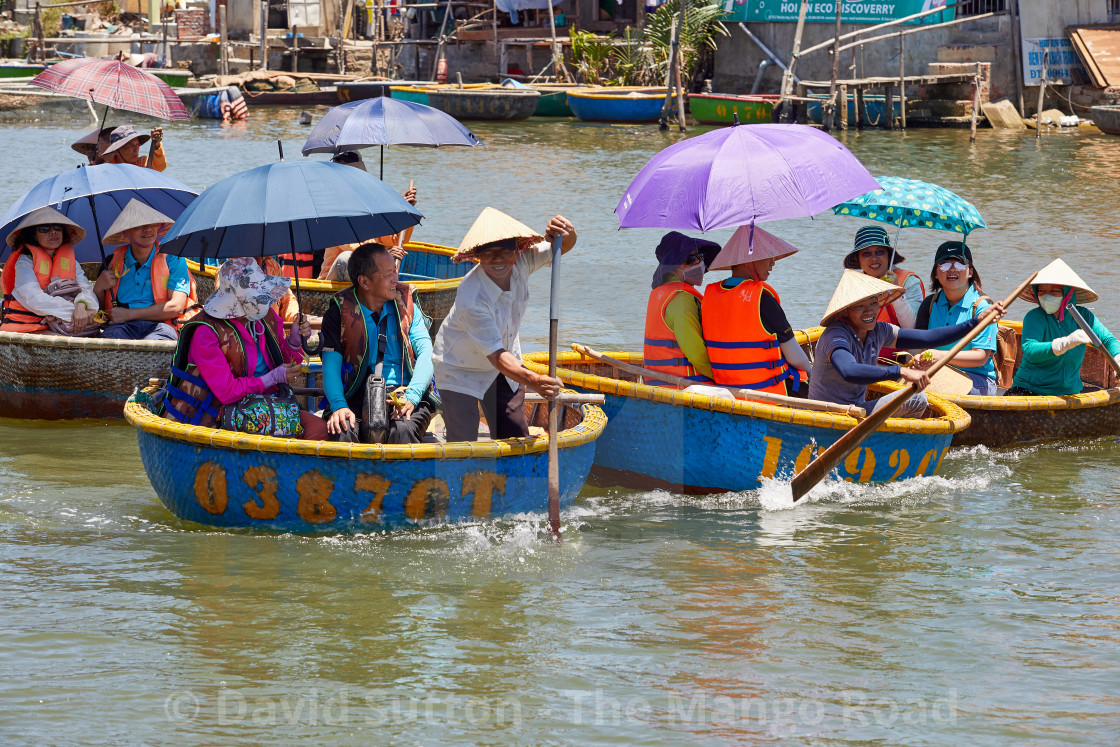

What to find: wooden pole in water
left=1010, top=0, right=1025, bottom=116
left=659, top=16, right=680, bottom=130
left=823, top=0, right=841, bottom=131
left=779, top=0, right=809, bottom=122
left=546, top=235, right=563, bottom=539
left=898, top=30, right=906, bottom=129
left=838, top=84, right=847, bottom=129
left=1036, top=51, right=1047, bottom=141
left=969, top=65, right=980, bottom=142
left=790, top=273, right=1036, bottom=502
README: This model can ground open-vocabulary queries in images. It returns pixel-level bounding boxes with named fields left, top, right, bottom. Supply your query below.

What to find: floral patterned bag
left=220, top=387, right=304, bottom=437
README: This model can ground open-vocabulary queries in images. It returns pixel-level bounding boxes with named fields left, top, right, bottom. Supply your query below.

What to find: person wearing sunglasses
left=914, top=241, right=1000, bottom=395
left=1005, top=259, right=1120, bottom=397
left=0, top=207, right=99, bottom=334
left=643, top=231, right=721, bottom=388
left=843, top=225, right=925, bottom=357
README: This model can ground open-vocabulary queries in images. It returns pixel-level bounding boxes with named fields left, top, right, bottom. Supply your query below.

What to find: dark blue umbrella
left=160, top=159, right=424, bottom=353
left=0, top=163, right=197, bottom=262
left=299, top=97, right=481, bottom=179
left=160, top=160, right=424, bottom=259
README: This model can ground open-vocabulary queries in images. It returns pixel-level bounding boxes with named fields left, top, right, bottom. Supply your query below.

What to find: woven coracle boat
left=125, top=387, right=606, bottom=531
left=935, top=322, right=1120, bottom=448
left=188, top=240, right=470, bottom=333
left=0, top=332, right=173, bottom=420
left=567, top=87, right=673, bottom=123
left=522, top=342, right=971, bottom=494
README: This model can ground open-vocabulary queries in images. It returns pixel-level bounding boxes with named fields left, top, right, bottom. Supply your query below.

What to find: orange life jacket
left=701, top=279, right=794, bottom=395
left=161, top=311, right=286, bottom=427
left=328, top=283, right=439, bottom=412
left=278, top=253, right=315, bottom=279
left=643, top=282, right=711, bottom=389
left=877, top=268, right=925, bottom=356
left=102, top=245, right=201, bottom=328
left=0, top=244, right=79, bottom=333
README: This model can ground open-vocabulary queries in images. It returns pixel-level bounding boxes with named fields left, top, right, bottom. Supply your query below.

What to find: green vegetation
left=567, top=0, right=728, bottom=89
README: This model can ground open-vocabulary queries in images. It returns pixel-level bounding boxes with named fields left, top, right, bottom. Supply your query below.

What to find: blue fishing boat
left=125, top=387, right=607, bottom=531
left=567, top=87, right=672, bottom=123
left=805, top=92, right=900, bottom=126
left=522, top=346, right=971, bottom=494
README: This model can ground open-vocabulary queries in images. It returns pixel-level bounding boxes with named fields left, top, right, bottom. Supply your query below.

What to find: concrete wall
left=1019, top=0, right=1111, bottom=39
left=714, top=13, right=1015, bottom=100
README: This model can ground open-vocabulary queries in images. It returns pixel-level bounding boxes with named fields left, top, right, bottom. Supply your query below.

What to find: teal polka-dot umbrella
left=831, top=176, right=986, bottom=236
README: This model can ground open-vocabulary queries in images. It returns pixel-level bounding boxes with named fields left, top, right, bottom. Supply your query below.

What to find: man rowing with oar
left=432, top=208, right=575, bottom=442
left=810, top=270, right=1005, bottom=418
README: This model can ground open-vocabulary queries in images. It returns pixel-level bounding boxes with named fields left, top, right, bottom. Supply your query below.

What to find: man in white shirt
left=432, top=208, right=576, bottom=442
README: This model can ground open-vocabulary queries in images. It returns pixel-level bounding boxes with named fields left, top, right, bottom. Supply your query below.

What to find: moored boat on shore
left=125, top=386, right=606, bottom=531
left=935, top=322, right=1120, bottom=448
left=416, top=85, right=540, bottom=120
left=187, top=240, right=470, bottom=331
left=1091, top=105, right=1120, bottom=135
left=688, top=93, right=778, bottom=125
left=0, top=332, right=172, bottom=420
left=523, top=343, right=970, bottom=494
left=567, top=87, right=673, bottom=123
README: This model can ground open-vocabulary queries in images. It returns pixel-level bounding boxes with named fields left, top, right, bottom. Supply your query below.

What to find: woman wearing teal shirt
left=1006, top=258, right=1120, bottom=397
left=914, top=241, right=999, bottom=395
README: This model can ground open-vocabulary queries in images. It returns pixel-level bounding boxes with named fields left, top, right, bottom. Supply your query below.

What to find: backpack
left=971, top=295, right=1017, bottom=389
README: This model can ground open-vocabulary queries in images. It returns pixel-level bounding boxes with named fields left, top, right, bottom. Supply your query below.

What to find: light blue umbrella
left=831, top=176, right=987, bottom=236
left=300, top=97, right=481, bottom=180
left=0, top=163, right=197, bottom=262
left=160, top=160, right=423, bottom=259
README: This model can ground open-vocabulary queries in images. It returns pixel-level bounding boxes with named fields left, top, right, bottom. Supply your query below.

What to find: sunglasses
left=937, top=259, right=968, bottom=272
left=682, top=251, right=704, bottom=266
left=35, top=224, right=65, bottom=233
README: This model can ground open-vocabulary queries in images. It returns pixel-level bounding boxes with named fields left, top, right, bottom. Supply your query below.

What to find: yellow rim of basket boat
left=0, top=329, right=175, bottom=352
left=522, top=332, right=970, bottom=436
left=125, top=386, right=607, bottom=460
left=567, top=87, right=676, bottom=100
left=186, top=241, right=465, bottom=295
left=938, top=321, right=1120, bottom=412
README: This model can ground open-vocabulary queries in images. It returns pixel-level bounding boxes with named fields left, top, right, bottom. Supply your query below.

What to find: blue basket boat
left=567, top=88, right=673, bottom=123
left=522, top=343, right=971, bottom=494
left=125, top=388, right=607, bottom=531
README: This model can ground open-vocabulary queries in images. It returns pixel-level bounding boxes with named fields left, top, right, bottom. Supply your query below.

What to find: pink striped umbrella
left=29, top=58, right=190, bottom=121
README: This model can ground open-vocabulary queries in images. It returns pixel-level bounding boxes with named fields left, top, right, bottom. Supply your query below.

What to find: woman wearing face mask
left=643, top=231, right=721, bottom=388
left=701, top=225, right=811, bottom=396
left=160, top=257, right=327, bottom=440
left=914, top=241, right=1000, bottom=396
left=1005, top=259, right=1120, bottom=397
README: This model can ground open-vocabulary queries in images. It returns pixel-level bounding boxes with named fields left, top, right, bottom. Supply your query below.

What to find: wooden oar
left=573, top=343, right=867, bottom=419
left=1065, top=302, right=1120, bottom=382
left=547, top=235, right=563, bottom=540
left=790, top=272, right=1038, bottom=502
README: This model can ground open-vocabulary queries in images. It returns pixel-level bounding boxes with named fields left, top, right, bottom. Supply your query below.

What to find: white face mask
left=1039, top=294, right=1063, bottom=316
left=680, top=261, right=705, bottom=286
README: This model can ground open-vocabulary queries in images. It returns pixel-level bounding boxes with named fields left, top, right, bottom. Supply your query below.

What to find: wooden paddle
left=547, top=235, right=563, bottom=540
left=1065, top=302, right=1120, bottom=383
left=790, top=272, right=1038, bottom=502
left=573, top=343, right=867, bottom=419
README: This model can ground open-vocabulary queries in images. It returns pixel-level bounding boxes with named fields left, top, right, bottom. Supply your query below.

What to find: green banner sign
left=723, top=1, right=956, bottom=25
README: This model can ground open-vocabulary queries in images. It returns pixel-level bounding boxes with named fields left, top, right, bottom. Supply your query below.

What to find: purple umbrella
left=616, top=124, right=881, bottom=232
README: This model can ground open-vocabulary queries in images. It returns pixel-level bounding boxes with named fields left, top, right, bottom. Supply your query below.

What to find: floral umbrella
left=831, top=176, right=987, bottom=236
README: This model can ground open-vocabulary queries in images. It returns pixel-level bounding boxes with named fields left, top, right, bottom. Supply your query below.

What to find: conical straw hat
left=1021, top=258, right=1098, bottom=304
left=102, top=199, right=175, bottom=246
left=454, top=207, right=543, bottom=261
left=6, top=206, right=86, bottom=247
left=70, top=126, right=115, bottom=157
left=708, top=224, right=799, bottom=271
left=820, top=269, right=905, bottom=327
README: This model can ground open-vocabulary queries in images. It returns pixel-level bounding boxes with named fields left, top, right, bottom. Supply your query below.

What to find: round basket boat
left=522, top=341, right=971, bottom=494
left=187, top=240, right=469, bottom=334
left=934, top=321, right=1120, bottom=448
left=0, top=331, right=173, bottom=420
left=124, top=387, right=607, bottom=531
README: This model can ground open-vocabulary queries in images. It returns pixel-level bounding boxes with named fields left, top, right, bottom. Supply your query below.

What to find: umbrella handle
left=302, top=336, right=323, bottom=356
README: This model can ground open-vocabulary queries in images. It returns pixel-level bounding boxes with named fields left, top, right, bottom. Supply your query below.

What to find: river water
left=2, top=111, right=1120, bottom=743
